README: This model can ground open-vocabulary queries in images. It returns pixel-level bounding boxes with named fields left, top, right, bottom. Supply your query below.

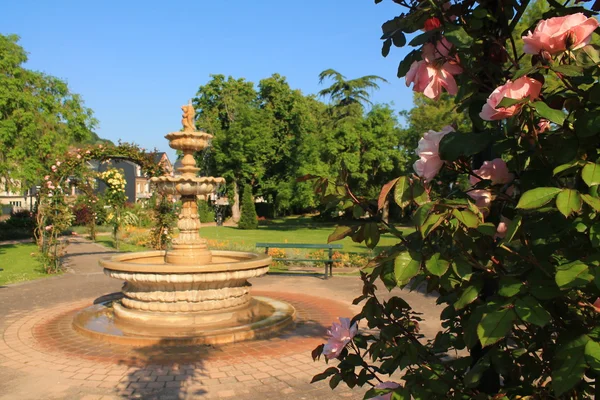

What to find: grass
left=0, top=243, right=52, bottom=286
left=90, top=217, right=412, bottom=255
left=198, top=220, right=410, bottom=254
left=95, top=236, right=148, bottom=252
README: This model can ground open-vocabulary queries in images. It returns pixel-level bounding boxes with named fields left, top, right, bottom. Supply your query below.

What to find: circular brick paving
left=0, top=290, right=363, bottom=399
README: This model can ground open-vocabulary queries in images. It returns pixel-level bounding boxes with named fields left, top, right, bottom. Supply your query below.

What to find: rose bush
left=312, top=1, right=600, bottom=398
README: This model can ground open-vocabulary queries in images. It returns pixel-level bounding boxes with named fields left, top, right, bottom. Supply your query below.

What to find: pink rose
left=44, top=225, right=53, bottom=231
left=77, top=154, right=82, bottom=159
left=468, top=189, right=492, bottom=216
left=480, top=77, right=542, bottom=121
left=406, top=38, right=462, bottom=100
left=413, top=126, right=454, bottom=181
left=51, top=165, right=57, bottom=172
left=86, top=150, right=91, bottom=154
left=44, top=175, right=50, bottom=181
left=369, top=381, right=400, bottom=400
left=523, top=13, right=599, bottom=55
left=494, top=217, right=510, bottom=239
left=322, top=317, right=358, bottom=360
left=593, top=298, right=600, bottom=313
left=56, top=161, right=61, bottom=166
left=423, top=17, right=441, bottom=31
left=469, top=159, right=514, bottom=187
left=538, top=119, right=551, bottom=133
left=47, top=193, right=53, bottom=198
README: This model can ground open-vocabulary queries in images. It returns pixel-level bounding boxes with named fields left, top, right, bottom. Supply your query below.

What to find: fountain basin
left=73, top=295, right=295, bottom=346
left=80, top=250, right=295, bottom=345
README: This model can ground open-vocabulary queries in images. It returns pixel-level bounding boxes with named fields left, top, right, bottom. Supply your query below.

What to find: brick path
left=0, top=239, right=441, bottom=400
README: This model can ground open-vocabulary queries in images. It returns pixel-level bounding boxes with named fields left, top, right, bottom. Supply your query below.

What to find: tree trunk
left=231, top=181, right=241, bottom=223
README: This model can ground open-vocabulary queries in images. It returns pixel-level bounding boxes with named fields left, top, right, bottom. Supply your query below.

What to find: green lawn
left=0, top=243, right=51, bottom=286
left=95, top=236, right=148, bottom=252
left=91, top=217, right=412, bottom=255
left=199, top=219, right=409, bottom=254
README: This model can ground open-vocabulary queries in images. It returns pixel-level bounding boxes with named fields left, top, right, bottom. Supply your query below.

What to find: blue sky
left=1, top=0, right=414, bottom=162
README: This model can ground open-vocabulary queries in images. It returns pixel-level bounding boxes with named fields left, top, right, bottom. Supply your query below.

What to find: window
left=9, top=201, right=21, bottom=207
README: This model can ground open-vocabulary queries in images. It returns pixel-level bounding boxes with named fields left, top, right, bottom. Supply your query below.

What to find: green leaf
left=512, top=66, right=537, bottom=80
left=452, top=209, right=480, bottom=228
left=553, top=160, right=583, bottom=176
left=397, top=50, right=421, bottom=78
left=531, top=101, right=565, bottom=125
left=477, top=308, right=516, bottom=347
left=552, top=335, right=590, bottom=396
left=425, top=253, right=450, bottom=277
left=452, top=257, right=473, bottom=281
left=328, top=225, right=353, bottom=243
left=439, top=132, right=492, bottom=162
left=516, top=187, right=562, bottom=209
left=311, top=367, right=338, bottom=383
left=463, top=357, right=491, bottom=388
left=515, top=296, right=551, bottom=327
left=500, top=215, right=522, bottom=244
left=555, top=189, right=582, bottom=217
left=393, top=176, right=411, bottom=209
left=454, top=281, right=482, bottom=310
left=591, top=223, right=600, bottom=248
left=477, top=222, right=497, bottom=236
left=364, top=222, right=380, bottom=249
left=445, top=26, right=473, bottom=48
left=585, top=340, right=600, bottom=372
left=498, top=277, right=523, bottom=297
left=582, top=194, right=600, bottom=212
left=574, top=109, right=600, bottom=138
left=497, top=97, right=527, bottom=108
left=420, top=213, right=444, bottom=238
left=464, top=305, right=486, bottom=349
left=413, top=202, right=434, bottom=228
left=551, top=64, right=584, bottom=77
left=590, top=83, right=600, bottom=104
left=391, top=31, right=406, bottom=47
left=582, top=163, right=600, bottom=186
left=555, top=261, right=593, bottom=289
left=394, top=252, right=421, bottom=285
left=412, top=181, right=429, bottom=205
left=382, top=38, right=392, bottom=57
left=408, top=30, right=435, bottom=46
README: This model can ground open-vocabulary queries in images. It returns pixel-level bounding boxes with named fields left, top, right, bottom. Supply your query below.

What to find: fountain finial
left=181, top=100, right=195, bottom=132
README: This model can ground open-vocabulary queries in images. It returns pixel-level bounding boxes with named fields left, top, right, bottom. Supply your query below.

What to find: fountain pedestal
left=73, top=103, right=295, bottom=345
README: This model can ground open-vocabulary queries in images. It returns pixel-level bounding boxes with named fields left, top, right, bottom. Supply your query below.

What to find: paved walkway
left=0, top=239, right=441, bottom=400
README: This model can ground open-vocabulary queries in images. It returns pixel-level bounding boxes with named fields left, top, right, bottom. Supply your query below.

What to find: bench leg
left=324, top=262, right=329, bottom=280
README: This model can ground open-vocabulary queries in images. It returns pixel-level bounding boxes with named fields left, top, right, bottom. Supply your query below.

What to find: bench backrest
left=255, top=242, right=343, bottom=249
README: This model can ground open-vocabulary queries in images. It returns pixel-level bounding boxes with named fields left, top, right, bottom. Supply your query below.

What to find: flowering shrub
left=35, top=142, right=165, bottom=269
left=313, top=2, right=600, bottom=399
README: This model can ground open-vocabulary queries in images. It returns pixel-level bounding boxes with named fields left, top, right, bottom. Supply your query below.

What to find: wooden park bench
left=255, top=242, right=343, bottom=279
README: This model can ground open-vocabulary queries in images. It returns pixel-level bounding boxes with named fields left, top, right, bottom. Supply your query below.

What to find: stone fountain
left=73, top=103, right=295, bottom=345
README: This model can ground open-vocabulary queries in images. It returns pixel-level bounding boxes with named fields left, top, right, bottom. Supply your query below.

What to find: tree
left=194, top=75, right=271, bottom=222
left=238, top=184, right=258, bottom=229
left=318, top=69, right=387, bottom=109
left=0, top=34, right=96, bottom=190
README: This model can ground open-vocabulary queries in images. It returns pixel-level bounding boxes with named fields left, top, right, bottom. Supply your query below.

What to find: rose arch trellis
left=36, top=142, right=166, bottom=272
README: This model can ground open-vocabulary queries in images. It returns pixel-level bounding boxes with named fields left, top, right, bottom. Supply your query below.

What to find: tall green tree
left=313, top=69, right=399, bottom=198
left=194, top=75, right=266, bottom=222
left=0, top=34, right=96, bottom=190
